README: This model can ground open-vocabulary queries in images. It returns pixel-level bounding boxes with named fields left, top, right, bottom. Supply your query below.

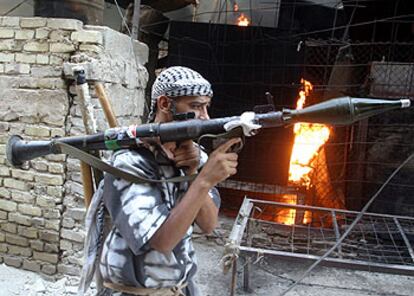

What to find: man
left=99, top=66, right=240, bottom=296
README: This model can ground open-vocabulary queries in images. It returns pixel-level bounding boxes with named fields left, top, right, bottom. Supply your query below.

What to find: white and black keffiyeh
left=148, top=66, right=213, bottom=122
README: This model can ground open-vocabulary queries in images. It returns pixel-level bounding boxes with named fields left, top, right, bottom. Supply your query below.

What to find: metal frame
left=227, top=198, right=414, bottom=295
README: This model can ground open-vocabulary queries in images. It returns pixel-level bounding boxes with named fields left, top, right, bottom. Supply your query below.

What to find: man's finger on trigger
left=217, top=138, right=242, bottom=153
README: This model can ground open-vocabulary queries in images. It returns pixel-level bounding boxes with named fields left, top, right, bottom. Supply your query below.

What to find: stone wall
left=0, top=16, right=148, bottom=278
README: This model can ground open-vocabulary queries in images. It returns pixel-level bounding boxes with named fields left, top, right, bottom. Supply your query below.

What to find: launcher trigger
left=212, top=127, right=245, bottom=153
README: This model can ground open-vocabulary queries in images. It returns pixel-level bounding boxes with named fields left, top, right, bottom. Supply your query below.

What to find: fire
left=237, top=13, right=250, bottom=26
left=277, top=79, right=331, bottom=225
left=288, top=79, right=331, bottom=187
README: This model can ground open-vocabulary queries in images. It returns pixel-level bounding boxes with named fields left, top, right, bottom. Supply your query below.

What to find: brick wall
left=0, top=16, right=148, bottom=278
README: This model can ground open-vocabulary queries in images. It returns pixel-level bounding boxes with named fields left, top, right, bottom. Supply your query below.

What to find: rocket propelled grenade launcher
left=7, top=97, right=411, bottom=167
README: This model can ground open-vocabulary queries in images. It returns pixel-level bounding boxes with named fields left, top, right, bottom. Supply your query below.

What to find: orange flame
left=276, top=79, right=330, bottom=225
left=288, top=79, right=331, bottom=188
left=237, top=13, right=250, bottom=26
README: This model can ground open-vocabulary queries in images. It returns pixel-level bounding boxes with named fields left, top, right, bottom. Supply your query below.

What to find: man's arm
left=150, top=138, right=239, bottom=253
left=195, top=194, right=219, bottom=234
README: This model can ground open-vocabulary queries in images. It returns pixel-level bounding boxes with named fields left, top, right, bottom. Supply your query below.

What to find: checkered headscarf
left=148, top=66, right=213, bottom=122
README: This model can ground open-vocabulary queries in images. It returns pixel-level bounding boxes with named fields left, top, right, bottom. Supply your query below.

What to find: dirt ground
left=1, top=215, right=413, bottom=296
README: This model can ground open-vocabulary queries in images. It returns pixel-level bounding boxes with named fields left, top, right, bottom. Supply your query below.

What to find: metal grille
left=232, top=198, right=414, bottom=275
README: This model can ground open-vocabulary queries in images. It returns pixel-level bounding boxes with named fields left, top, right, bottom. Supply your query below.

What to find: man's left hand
left=174, top=140, right=200, bottom=175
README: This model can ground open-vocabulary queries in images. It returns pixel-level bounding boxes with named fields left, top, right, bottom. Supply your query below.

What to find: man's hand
left=197, top=138, right=240, bottom=188
left=174, top=140, right=200, bottom=175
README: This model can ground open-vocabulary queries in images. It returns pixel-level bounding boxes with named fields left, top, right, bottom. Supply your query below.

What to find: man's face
left=173, top=95, right=211, bottom=120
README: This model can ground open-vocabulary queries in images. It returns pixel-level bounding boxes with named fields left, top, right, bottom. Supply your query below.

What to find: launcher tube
left=6, top=97, right=410, bottom=167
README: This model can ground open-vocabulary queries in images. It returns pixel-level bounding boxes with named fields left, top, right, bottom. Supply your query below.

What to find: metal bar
left=394, top=217, right=414, bottom=263
left=230, top=258, right=237, bottom=296
left=243, top=257, right=251, bottom=292
left=331, top=210, right=343, bottom=258
left=131, top=0, right=141, bottom=39
left=245, top=198, right=414, bottom=221
left=238, top=247, right=414, bottom=276
left=384, top=217, right=405, bottom=263
left=228, top=198, right=254, bottom=246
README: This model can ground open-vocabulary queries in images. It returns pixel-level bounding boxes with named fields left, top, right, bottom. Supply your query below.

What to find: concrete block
left=50, top=128, right=65, bottom=137
left=50, top=42, right=76, bottom=53
left=49, top=30, right=71, bottom=41
left=15, top=53, right=36, bottom=64
left=24, top=125, right=50, bottom=137
left=43, top=209, right=61, bottom=219
left=0, top=52, right=15, bottom=62
left=39, top=229, right=59, bottom=242
left=49, top=54, right=64, bottom=65
left=42, top=263, right=57, bottom=275
left=45, top=154, right=67, bottom=162
left=30, top=160, right=48, bottom=172
left=1, top=223, right=17, bottom=233
left=71, top=30, right=103, bottom=44
left=60, top=239, right=72, bottom=250
left=0, top=187, right=10, bottom=199
left=11, top=169, right=35, bottom=181
left=30, top=240, right=44, bottom=251
left=47, top=18, right=83, bottom=31
left=18, top=77, right=65, bottom=89
left=57, top=263, right=80, bottom=276
left=8, top=245, right=32, bottom=257
left=0, top=122, right=9, bottom=132
left=0, top=144, right=5, bottom=154
left=3, top=178, right=29, bottom=191
left=6, top=233, right=29, bottom=246
left=0, top=210, right=7, bottom=220
left=0, top=199, right=17, bottom=212
left=61, top=228, right=85, bottom=243
left=35, top=28, right=50, bottom=39
left=11, top=190, right=35, bottom=203
left=30, top=65, right=62, bottom=78
left=45, top=219, right=60, bottom=231
left=33, top=251, right=58, bottom=264
left=62, top=218, right=75, bottom=228
left=31, top=217, right=45, bottom=227
left=44, top=243, right=58, bottom=253
left=23, top=259, right=41, bottom=272
left=18, top=225, right=38, bottom=239
left=4, top=63, right=30, bottom=74
left=0, top=40, right=16, bottom=51
left=23, top=41, right=48, bottom=52
left=0, top=88, right=69, bottom=126
left=3, top=256, right=22, bottom=267
left=35, top=173, right=64, bottom=186
left=0, top=29, right=14, bottom=38
left=20, top=18, right=47, bottom=28
left=0, top=232, right=5, bottom=242
left=0, top=166, right=10, bottom=177
left=15, top=30, right=35, bottom=40
left=18, top=204, right=42, bottom=217
left=66, top=208, right=86, bottom=221
left=9, top=213, right=32, bottom=226
left=36, top=54, right=49, bottom=64
left=1, top=17, right=20, bottom=27
left=79, top=44, right=104, bottom=54
left=47, top=163, right=65, bottom=174
left=36, top=195, right=55, bottom=208
left=46, top=186, right=64, bottom=198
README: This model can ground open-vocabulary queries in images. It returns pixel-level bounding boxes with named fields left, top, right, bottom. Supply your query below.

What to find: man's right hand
left=197, top=138, right=241, bottom=188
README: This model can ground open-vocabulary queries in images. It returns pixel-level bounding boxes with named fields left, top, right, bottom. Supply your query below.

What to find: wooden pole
left=95, top=83, right=119, bottom=128
left=74, top=68, right=98, bottom=208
